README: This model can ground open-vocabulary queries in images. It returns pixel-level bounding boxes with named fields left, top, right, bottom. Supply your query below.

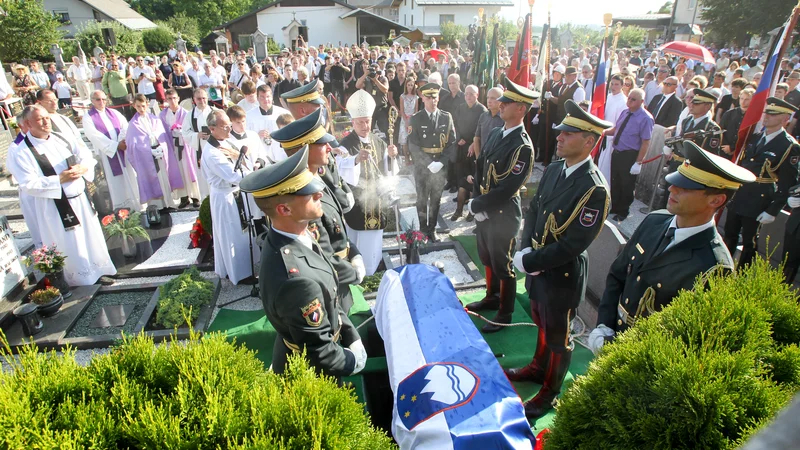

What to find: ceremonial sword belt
left=422, top=147, right=443, bottom=154
left=281, top=327, right=341, bottom=353
left=617, top=286, right=657, bottom=327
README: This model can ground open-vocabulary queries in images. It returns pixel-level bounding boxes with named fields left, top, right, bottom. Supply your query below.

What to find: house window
left=439, top=14, right=454, bottom=25
left=375, top=7, right=383, bottom=16
left=53, top=10, right=70, bottom=24
left=688, top=0, right=697, bottom=9
left=404, top=14, right=407, bottom=25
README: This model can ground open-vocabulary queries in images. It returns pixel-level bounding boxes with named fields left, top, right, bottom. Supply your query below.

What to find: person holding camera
left=356, top=61, right=389, bottom=136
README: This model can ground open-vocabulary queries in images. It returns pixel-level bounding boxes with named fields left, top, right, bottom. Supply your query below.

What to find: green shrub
left=142, top=26, right=175, bottom=53
left=0, top=332, right=395, bottom=449
left=155, top=267, right=214, bottom=328
left=199, top=196, right=213, bottom=236
left=75, top=21, right=143, bottom=56
left=545, top=257, right=800, bottom=450
left=157, top=13, right=201, bottom=49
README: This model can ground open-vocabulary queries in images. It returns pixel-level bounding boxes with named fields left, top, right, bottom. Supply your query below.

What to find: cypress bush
left=142, top=26, right=175, bottom=53
left=155, top=267, right=214, bottom=328
left=0, top=331, right=395, bottom=449
left=545, top=257, right=800, bottom=450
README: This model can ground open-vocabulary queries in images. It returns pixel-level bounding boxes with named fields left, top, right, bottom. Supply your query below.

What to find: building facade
left=42, top=0, right=156, bottom=38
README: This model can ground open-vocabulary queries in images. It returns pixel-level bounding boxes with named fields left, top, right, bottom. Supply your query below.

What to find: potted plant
left=101, top=208, right=150, bottom=258
left=29, top=286, right=63, bottom=317
left=398, top=230, right=428, bottom=264
left=24, top=244, right=70, bottom=298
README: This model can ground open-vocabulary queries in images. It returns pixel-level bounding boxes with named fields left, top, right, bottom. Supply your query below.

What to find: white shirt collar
left=662, top=92, right=674, bottom=100
left=357, top=134, right=371, bottom=144
left=564, top=155, right=592, bottom=178
left=665, top=216, right=716, bottom=251
left=271, top=227, right=315, bottom=250
left=502, top=123, right=523, bottom=138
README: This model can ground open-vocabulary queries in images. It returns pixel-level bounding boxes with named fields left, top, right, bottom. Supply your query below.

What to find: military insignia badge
left=579, top=207, right=599, bottom=227
left=710, top=138, right=720, bottom=148
left=791, top=156, right=800, bottom=165
left=511, top=160, right=526, bottom=175
left=301, top=299, right=324, bottom=327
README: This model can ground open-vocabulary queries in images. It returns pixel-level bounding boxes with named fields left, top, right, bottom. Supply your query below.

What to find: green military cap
left=691, top=88, right=717, bottom=104
left=281, top=80, right=325, bottom=105
left=764, top=96, right=798, bottom=115
left=420, top=82, right=440, bottom=97
left=240, top=145, right=325, bottom=199
left=666, top=141, right=756, bottom=190
left=270, top=107, right=336, bottom=151
left=555, top=99, right=612, bottom=136
left=498, top=77, right=540, bottom=104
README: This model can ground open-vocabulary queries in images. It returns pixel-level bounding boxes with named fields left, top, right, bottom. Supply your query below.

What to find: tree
left=440, top=22, right=468, bottom=47
left=700, top=0, right=796, bottom=45
left=143, top=26, right=175, bottom=53
left=157, top=13, right=202, bottom=49
left=129, top=0, right=269, bottom=36
left=647, top=1, right=673, bottom=14
left=617, top=25, right=647, bottom=48
left=0, top=0, right=64, bottom=62
left=487, top=16, right=518, bottom=47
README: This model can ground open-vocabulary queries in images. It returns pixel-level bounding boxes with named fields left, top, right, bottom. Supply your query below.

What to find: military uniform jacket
left=675, top=115, right=722, bottom=158
left=259, top=230, right=360, bottom=377
left=520, top=159, right=609, bottom=310
left=339, top=131, right=390, bottom=230
left=310, top=180, right=361, bottom=287
left=471, top=126, right=534, bottom=228
left=319, top=158, right=353, bottom=213
left=729, top=129, right=800, bottom=218
left=407, top=108, right=456, bottom=168
left=596, top=211, right=733, bottom=333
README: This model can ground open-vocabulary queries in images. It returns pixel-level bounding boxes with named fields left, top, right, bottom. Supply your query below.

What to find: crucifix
left=64, top=214, right=75, bottom=223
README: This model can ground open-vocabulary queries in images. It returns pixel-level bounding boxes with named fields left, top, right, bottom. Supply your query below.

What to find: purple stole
left=13, top=133, right=24, bottom=145
left=88, top=107, right=126, bottom=176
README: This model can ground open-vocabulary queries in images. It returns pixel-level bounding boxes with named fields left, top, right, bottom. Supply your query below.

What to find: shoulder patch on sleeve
left=512, top=160, right=526, bottom=175
left=301, top=298, right=324, bottom=327
left=580, top=207, right=600, bottom=227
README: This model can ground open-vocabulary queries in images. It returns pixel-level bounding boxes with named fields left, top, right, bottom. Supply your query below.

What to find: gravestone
left=253, top=30, right=268, bottom=61
left=176, top=34, right=187, bottom=54
left=50, top=44, right=65, bottom=72
left=0, top=215, right=30, bottom=328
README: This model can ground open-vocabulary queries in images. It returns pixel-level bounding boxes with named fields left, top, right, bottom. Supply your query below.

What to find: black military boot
left=523, top=350, right=572, bottom=420
left=481, top=278, right=516, bottom=333
left=504, top=327, right=549, bottom=384
left=466, top=267, right=500, bottom=312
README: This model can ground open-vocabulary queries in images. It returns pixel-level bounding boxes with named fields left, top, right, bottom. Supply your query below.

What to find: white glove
left=531, top=114, right=540, bottom=125
left=467, top=199, right=476, bottom=215
left=756, top=212, right=776, bottom=224
left=789, top=197, right=800, bottom=208
left=662, top=145, right=673, bottom=156
left=345, top=192, right=355, bottom=209
left=351, top=254, right=366, bottom=284
left=474, top=212, right=489, bottom=222
left=427, top=161, right=444, bottom=173
left=348, top=339, right=367, bottom=375
left=544, top=91, right=553, bottom=100
left=588, top=325, right=615, bottom=355
left=629, top=162, right=642, bottom=175
left=513, top=247, right=534, bottom=274
left=151, top=146, right=164, bottom=158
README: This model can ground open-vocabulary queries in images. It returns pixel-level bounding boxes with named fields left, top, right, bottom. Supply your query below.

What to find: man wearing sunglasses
left=647, top=76, right=682, bottom=128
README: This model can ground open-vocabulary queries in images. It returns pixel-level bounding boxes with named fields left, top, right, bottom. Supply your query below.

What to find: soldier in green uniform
left=507, top=100, right=611, bottom=420
left=463, top=78, right=536, bottom=333
left=240, top=147, right=367, bottom=378
left=407, top=82, right=457, bottom=241
left=270, top=108, right=366, bottom=312
left=590, top=141, right=755, bottom=352
left=723, top=97, right=800, bottom=268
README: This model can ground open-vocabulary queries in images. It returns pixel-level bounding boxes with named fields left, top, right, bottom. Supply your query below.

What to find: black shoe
left=427, top=232, right=439, bottom=243
left=613, top=214, right=628, bottom=222
left=98, top=276, right=115, bottom=286
left=178, top=197, right=190, bottom=208
left=450, top=211, right=463, bottom=221
left=481, top=312, right=512, bottom=333
left=238, top=275, right=258, bottom=285
left=465, top=294, right=500, bottom=312
left=452, top=197, right=458, bottom=202
left=449, top=186, right=458, bottom=193
left=466, top=213, right=474, bottom=222
left=191, top=198, right=201, bottom=208
left=504, top=365, right=546, bottom=384
left=443, top=182, right=453, bottom=190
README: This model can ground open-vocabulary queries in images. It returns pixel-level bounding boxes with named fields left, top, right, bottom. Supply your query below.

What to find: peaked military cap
left=281, top=80, right=325, bottom=105
left=666, top=141, right=756, bottom=190
left=555, top=99, right=612, bottom=135
left=764, top=96, right=798, bottom=115
left=270, top=107, right=336, bottom=150
left=691, top=88, right=717, bottom=104
left=498, top=78, right=539, bottom=104
left=420, top=82, right=441, bottom=97
left=240, top=146, right=325, bottom=198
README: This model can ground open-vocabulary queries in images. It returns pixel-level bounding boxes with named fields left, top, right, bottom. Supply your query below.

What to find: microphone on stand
left=234, top=145, right=248, bottom=172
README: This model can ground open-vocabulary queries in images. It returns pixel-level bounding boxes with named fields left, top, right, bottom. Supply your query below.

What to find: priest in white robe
left=36, top=89, right=88, bottom=155
left=598, top=76, right=628, bottom=190
left=227, top=105, right=265, bottom=221
left=7, top=118, right=42, bottom=247
left=245, top=85, right=289, bottom=164
left=8, top=105, right=116, bottom=286
left=201, top=110, right=259, bottom=285
left=160, top=88, right=200, bottom=208
left=83, top=90, right=140, bottom=211
left=338, top=90, right=399, bottom=275
left=181, top=88, right=214, bottom=203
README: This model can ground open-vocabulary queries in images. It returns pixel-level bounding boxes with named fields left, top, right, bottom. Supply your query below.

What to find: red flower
left=117, top=209, right=130, bottom=220
left=101, top=215, right=115, bottom=226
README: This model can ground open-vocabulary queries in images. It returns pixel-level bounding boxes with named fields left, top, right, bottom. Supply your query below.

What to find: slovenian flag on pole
left=590, top=37, right=608, bottom=120
left=375, top=265, right=535, bottom=449
left=734, top=4, right=800, bottom=163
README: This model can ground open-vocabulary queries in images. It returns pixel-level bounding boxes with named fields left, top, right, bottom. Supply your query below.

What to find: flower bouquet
left=24, top=245, right=71, bottom=297
left=398, top=230, right=427, bottom=264
left=101, top=209, right=150, bottom=257
left=189, top=218, right=210, bottom=248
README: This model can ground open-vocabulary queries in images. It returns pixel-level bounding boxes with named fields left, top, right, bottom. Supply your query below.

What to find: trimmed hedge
left=142, top=26, right=174, bottom=53
left=155, top=267, right=213, bottom=328
left=0, top=331, right=395, bottom=449
left=545, top=257, right=800, bottom=450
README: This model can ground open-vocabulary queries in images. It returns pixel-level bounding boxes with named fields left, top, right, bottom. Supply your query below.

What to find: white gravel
left=133, top=212, right=200, bottom=270
left=420, top=249, right=474, bottom=284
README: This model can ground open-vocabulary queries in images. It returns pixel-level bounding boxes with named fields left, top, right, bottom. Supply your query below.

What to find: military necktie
left=653, top=226, right=676, bottom=256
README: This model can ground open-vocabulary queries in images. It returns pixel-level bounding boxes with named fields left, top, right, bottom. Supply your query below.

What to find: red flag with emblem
left=506, top=13, right=532, bottom=87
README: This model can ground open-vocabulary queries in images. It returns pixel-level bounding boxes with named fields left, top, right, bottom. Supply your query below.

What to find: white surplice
left=181, top=106, right=213, bottom=200
left=7, top=136, right=42, bottom=247
left=598, top=91, right=628, bottom=190
left=7, top=132, right=116, bottom=286
left=161, top=107, right=201, bottom=201
left=245, top=105, right=290, bottom=164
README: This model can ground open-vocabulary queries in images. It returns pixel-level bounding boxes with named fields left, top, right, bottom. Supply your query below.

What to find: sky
left=499, top=0, right=671, bottom=26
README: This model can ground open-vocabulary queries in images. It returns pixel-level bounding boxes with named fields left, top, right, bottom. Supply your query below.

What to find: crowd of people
left=6, top=35, right=800, bottom=423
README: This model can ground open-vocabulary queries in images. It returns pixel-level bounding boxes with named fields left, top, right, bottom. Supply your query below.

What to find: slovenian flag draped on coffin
left=375, top=265, right=534, bottom=449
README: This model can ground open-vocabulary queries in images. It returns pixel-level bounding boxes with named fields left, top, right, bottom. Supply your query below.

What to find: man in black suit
left=723, top=97, right=800, bottom=269
left=506, top=100, right=611, bottom=420
left=589, top=141, right=755, bottom=352
left=647, top=76, right=682, bottom=128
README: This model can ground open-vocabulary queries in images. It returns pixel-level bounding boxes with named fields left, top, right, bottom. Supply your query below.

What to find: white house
left=397, top=0, right=513, bottom=35
left=42, top=0, right=156, bottom=38
left=217, top=0, right=409, bottom=51
left=668, top=0, right=707, bottom=42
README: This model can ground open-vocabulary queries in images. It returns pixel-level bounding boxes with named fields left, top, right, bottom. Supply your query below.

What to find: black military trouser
left=610, top=150, right=639, bottom=217
left=783, top=226, right=800, bottom=283
left=414, top=163, right=447, bottom=234
left=476, top=220, right=517, bottom=280
left=723, top=212, right=761, bottom=268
